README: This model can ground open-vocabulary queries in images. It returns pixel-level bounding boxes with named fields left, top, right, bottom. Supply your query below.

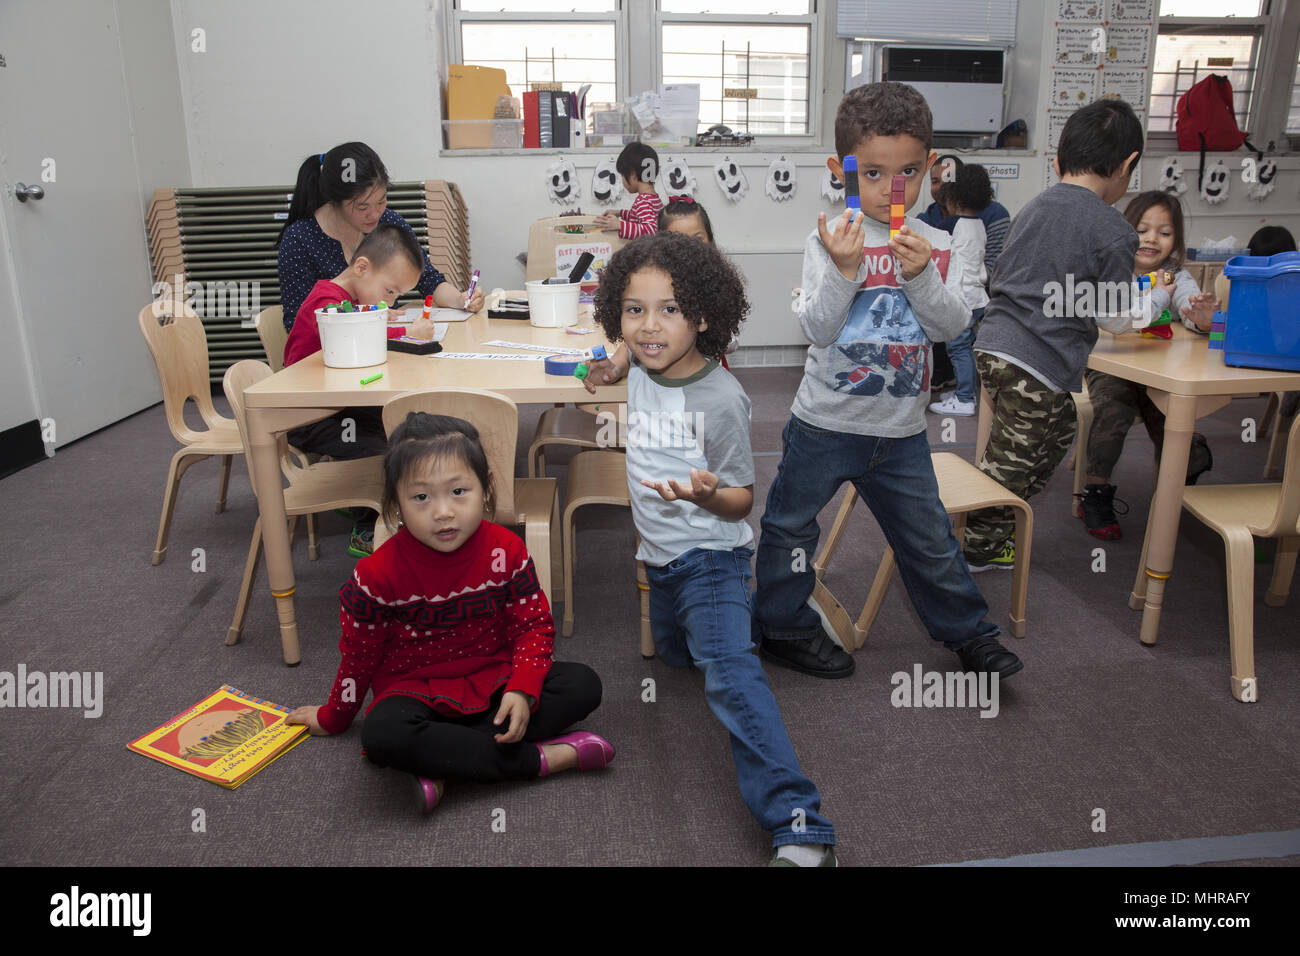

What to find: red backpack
left=1176, top=75, right=1247, bottom=152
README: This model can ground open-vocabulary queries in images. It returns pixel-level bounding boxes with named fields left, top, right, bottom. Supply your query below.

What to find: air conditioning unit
left=881, top=47, right=1005, bottom=134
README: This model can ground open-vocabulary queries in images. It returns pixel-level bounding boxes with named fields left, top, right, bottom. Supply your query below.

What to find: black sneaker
left=1074, top=483, right=1128, bottom=540
left=954, top=636, right=1023, bottom=680
left=760, top=631, right=855, bottom=679
left=1186, top=433, right=1213, bottom=485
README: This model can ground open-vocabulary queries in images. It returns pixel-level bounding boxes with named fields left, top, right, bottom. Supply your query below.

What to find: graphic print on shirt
left=829, top=244, right=950, bottom=399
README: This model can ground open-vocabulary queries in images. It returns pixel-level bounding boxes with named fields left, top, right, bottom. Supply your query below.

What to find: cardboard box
left=446, top=65, right=512, bottom=147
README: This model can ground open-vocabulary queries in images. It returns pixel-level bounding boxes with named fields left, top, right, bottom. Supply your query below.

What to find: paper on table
left=387, top=321, right=450, bottom=342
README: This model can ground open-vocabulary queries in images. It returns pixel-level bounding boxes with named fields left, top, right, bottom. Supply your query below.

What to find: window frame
left=448, top=1, right=628, bottom=111
left=653, top=4, right=823, bottom=145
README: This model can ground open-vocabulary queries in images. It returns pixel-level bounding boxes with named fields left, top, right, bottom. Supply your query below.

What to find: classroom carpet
left=1, top=367, right=1297, bottom=867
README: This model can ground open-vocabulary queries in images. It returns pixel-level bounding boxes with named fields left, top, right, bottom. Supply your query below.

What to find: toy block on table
left=889, top=174, right=906, bottom=239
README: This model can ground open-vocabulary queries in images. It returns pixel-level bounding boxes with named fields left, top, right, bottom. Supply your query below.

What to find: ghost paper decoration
left=546, top=158, right=580, bottom=205
left=659, top=156, right=697, bottom=199
left=714, top=157, right=749, bottom=202
left=1247, top=157, right=1277, bottom=201
left=1200, top=159, right=1230, bottom=205
left=591, top=157, right=624, bottom=206
left=1159, top=157, right=1187, bottom=195
left=821, top=165, right=844, bottom=204
left=765, top=156, right=797, bottom=202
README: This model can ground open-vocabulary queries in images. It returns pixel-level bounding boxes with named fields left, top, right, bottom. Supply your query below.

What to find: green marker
left=360, top=372, right=384, bottom=385
left=378, top=300, right=388, bottom=309
left=340, top=301, right=354, bottom=313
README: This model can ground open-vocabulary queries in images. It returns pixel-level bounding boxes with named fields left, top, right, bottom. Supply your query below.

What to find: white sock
left=776, top=843, right=828, bottom=866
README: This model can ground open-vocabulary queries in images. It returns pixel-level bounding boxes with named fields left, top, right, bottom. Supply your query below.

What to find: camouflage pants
left=963, top=353, right=1076, bottom=562
left=1085, top=369, right=1214, bottom=482
left=1084, top=370, right=1163, bottom=480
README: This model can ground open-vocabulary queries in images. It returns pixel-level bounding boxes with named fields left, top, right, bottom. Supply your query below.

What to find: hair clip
left=669, top=195, right=695, bottom=205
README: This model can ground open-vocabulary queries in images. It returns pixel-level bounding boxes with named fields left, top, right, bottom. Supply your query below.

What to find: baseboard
left=0, top=420, right=47, bottom=479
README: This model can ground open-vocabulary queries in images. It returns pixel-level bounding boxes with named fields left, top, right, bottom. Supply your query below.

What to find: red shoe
left=536, top=731, right=615, bottom=776
left=412, top=775, right=444, bottom=814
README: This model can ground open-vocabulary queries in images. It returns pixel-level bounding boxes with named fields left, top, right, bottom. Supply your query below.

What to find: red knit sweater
left=316, top=521, right=554, bottom=735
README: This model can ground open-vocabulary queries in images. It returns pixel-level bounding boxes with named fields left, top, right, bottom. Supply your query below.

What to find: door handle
left=14, top=183, right=45, bottom=202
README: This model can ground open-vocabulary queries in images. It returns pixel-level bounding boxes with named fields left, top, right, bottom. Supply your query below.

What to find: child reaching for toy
left=287, top=413, right=610, bottom=814
left=586, top=231, right=838, bottom=866
left=1076, top=191, right=1218, bottom=540
left=593, top=142, right=663, bottom=239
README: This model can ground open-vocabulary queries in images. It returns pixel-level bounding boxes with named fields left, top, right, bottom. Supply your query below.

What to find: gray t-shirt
left=626, top=361, right=755, bottom=567
left=975, top=183, right=1138, bottom=393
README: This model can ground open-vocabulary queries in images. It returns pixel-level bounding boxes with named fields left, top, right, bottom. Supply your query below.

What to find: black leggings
left=360, top=662, right=603, bottom=783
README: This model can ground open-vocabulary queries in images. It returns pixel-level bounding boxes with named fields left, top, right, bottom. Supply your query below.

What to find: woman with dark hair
left=276, top=142, right=484, bottom=330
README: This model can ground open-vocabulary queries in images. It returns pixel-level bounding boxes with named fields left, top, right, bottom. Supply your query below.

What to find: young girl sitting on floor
left=1076, top=191, right=1218, bottom=539
left=288, top=413, right=611, bottom=813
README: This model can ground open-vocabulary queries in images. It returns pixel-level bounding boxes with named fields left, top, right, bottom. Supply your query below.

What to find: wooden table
left=242, top=306, right=625, bottom=665
left=1086, top=325, right=1300, bottom=645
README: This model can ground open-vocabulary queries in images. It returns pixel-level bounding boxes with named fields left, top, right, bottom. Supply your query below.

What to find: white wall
left=165, top=0, right=1299, bottom=352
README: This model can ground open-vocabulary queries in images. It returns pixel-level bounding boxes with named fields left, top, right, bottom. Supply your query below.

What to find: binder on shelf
left=551, top=92, right=571, bottom=150
left=538, top=90, right=554, bottom=148
left=523, top=91, right=540, bottom=148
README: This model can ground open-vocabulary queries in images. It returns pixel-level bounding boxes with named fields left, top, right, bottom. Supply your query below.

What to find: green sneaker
left=968, top=540, right=1014, bottom=573
left=347, top=524, right=374, bottom=559
left=769, top=846, right=838, bottom=867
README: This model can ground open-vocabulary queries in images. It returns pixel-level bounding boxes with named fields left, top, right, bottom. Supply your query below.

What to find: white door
left=0, top=0, right=163, bottom=450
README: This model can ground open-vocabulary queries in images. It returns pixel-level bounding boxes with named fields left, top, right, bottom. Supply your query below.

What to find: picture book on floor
left=128, top=685, right=308, bottom=789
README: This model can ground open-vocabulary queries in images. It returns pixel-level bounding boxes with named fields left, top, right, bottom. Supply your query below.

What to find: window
left=658, top=1, right=816, bottom=136
left=1148, top=0, right=1265, bottom=135
left=1288, top=51, right=1300, bottom=134
left=452, top=1, right=621, bottom=114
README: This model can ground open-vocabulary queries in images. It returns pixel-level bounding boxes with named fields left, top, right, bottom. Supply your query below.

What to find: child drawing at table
left=593, top=142, right=663, bottom=239
left=584, top=231, right=837, bottom=866
left=287, top=412, right=610, bottom=814
left=282, top=224, right=435, bottom=556
left=1076, top=191, right=1218, bottom=540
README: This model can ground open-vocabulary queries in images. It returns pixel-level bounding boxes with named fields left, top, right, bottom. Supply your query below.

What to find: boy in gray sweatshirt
left=753, top=82, right=1020, bottom=681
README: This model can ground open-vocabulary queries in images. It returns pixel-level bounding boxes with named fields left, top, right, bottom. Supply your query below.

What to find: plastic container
left=442, top=119, right=524, bottom=149
left=316, top=308, right=388, bottom=368
left=525, top=280, right=580, bottom=328
left=1209, top=252, right=1300, bottom=372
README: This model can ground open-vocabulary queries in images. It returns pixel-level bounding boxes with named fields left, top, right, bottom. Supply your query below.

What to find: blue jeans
left=948, top=307, right=984, bottom=403
left=755, top=416, right=1000, bottom=649
left=646, top=546, right=835, bottom=848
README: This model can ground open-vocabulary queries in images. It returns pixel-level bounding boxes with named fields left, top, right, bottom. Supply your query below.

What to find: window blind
left=836, top=0, right=1018, bottom=45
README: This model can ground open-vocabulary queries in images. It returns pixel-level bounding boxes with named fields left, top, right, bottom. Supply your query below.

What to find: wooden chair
left=811, top=452, right=1034, bottom=650
left=528, top=404, right=626, bottom=477
left=559, top=450, right=651, bottom=655
left=137, top=303, right=242, bottom=565
left=1179, top=413, right=1300, bottom=702
left=254, top=306, right=287, bottom=372
left=222, top=360, right=386, bottom=657
left=376, top=389, right=562, bottom=611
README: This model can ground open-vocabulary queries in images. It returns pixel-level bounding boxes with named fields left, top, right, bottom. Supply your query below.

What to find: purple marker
left=464, top=269, right=480, bottom=309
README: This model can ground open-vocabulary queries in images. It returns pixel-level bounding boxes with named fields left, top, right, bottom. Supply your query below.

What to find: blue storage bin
left=1208, top=252, right=1300, bottom=372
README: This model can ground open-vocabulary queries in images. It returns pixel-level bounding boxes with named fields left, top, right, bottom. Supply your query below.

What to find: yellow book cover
left=128, top=685, right=308, bottom=789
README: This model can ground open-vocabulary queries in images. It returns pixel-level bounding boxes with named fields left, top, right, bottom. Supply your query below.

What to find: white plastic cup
left=525, top=280, right=580, bottom=328
left=315, top=308, right=388, bottom=368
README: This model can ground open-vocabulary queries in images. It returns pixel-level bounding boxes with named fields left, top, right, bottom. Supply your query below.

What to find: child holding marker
left=283, top=224, right=435, bottom=556
left=593, top=142, right=663, bottom=239
left=1076, top=191, right=1218, bottom=540
left=963, top=98, right=1144, bottom=570
left=753, top=82, right=1021, bottom=682
left=288, top=413, right=609, bottom=814
left=929, top=163, right=995, bottom=418
left=583, top=232, right=838, bottom=866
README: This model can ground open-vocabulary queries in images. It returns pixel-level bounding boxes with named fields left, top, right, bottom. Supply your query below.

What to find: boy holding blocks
left=754, top=82, right=1020, bottom=681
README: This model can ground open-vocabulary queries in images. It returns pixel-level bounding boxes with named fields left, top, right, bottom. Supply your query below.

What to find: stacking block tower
left=889, top=174, right=906, bottom=239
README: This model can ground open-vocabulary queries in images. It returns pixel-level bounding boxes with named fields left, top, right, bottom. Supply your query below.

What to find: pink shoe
left=412, top=775, right=444, bottom=814
left=535, top=731, right=615, bottom=777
